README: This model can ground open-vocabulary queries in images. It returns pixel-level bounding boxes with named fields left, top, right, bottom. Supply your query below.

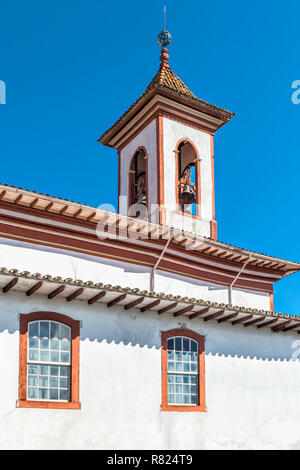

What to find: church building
left=1, top=29, right=300, bottom=450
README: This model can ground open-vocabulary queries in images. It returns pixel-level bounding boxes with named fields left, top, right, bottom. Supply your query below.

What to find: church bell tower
left=98, top=28, right=234, bottom=240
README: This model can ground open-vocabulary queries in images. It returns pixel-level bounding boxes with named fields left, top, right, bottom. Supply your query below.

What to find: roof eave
left=98, top=85, right=235, bottom=148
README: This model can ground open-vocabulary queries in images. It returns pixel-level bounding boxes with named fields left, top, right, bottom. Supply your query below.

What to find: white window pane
left=27, top=321, right=71, bottom=402
left=60, top=351, right=70, bottom=363
left=60, top=325, right=70, bottom=341
left=39, top=388, right=48, bottom=400
left=191, top=352, right=197, bottom=362
left=50, top=351, right=59, bottom=362
left=60, top=377, right=68, bottom=388
left=50, top=377, right=58, bottom=387
left=40, top=338, right=49, bottom=349
left=168, top=394, right=175, bottom=403
left=29, top=350, right=38, bottom=361
left=59, top=389, right=69, bottom=401
left=28, top=364, right=38, bottom=374
left=50, top=322, right=59, bottom=339
left=40, top=350, right=49, bottom=362
left=39, top=376, right=48, bottom=387
left=60, top=366, right=68, bottom=377
left=50, top=366, right=59, bottom=376
left=175, top=351, right=182, bottom=361
left=61, top=338, right=70, bottom=351
left=29, top=337, right=38, bottom=348
left=50, top=339, right=59, bottom=350
left=28, top=388, right=37, bottom=399
left=28, top=375, right=37, bottom=386
left=29, top=322, right=38, bottom=337
left=50, top=389, right=58, bottom=400
left=40, top=322, right=49, bottom=338
left=39, top=365, right=48, bottom=375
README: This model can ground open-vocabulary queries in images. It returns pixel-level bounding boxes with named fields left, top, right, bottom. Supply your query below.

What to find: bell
left=180, top=184, right=196, bottom=205
left=182, top=184, right=193, bottom=195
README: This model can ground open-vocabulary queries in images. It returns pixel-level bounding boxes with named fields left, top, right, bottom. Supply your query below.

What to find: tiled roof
left=1, top=266, right=299, bottom=333
left=144, top=65, right=197, bottom=99
left=99, top=58, right=234, bottom=145
left=0, top=181, right=299, bottom=271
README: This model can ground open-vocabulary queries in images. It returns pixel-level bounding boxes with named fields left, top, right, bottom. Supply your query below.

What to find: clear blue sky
left=0, top=0, right=299, bottom=314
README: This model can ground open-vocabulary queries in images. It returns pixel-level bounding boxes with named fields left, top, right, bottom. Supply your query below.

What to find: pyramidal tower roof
left=144, top=48, right=197, bottom=100
left=99, top=34, right=234, bottom=148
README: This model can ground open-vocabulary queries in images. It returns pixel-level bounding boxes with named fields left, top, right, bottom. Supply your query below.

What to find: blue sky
left=0, top=0, right=299, bottom=314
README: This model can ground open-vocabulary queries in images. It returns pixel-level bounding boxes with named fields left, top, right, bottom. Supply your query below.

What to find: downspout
left=151, top=236, right=173, bottom=292
left=228, top=255, right=252, bottom=305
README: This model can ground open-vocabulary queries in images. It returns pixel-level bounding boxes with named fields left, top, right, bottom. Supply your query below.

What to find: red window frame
left=18, top=311, right=81, bottom=410
left=161, top=328, right=206, bottom=412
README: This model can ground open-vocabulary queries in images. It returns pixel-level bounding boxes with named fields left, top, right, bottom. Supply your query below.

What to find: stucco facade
left=1, top=277, right=300, bottom=449
left=1, top=30, right=299, bottom=451
left=0, top=240, right=299, bottom=450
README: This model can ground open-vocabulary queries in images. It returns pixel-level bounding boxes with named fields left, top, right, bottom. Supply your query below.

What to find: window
left=18, top=312, right=80, bottom=409
left=175, top=140, right=200, bottom=217
left=161, top=328, right=205, bottom=412
left=128, top=148, right=148, bottom=219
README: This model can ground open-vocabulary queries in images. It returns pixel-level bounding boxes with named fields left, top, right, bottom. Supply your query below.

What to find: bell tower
left=99, top=28, right=234, bottom=240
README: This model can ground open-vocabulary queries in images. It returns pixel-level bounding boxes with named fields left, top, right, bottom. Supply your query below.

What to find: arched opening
left=128, top=148, right=148, bottom=218
left=176, top=140, right=200, bottom=216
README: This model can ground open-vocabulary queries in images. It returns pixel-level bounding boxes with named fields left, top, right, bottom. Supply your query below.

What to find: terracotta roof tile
left=145, top=66, right=197, bottom=99
left=99, top=62, right=234, bottom=145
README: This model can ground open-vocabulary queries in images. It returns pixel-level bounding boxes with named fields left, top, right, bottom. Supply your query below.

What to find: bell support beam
left=2, top=277, right=19, bottom=293
left=88, top=291, right=107, bottom=305
left=107, top=294, right=127, bottom=308
left=48, top=285, right=65, bottom=299
left=124, top=297, right=145, bottom=310
left=140, top=299, right=161, bottom=312
left=189, top=308, right=210, bottom=320
left=204, top=310, right=225, bottom=322
left=26, top=281, right=43, bottom=297
left=158, top=302, right=178, bottom=315
left=173, top=305, right=194, bottom=317
left=66, top=288, right=84, bottom=302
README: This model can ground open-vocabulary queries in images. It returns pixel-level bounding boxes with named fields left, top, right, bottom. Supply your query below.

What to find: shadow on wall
left=1, top=291, right=300, bottom=363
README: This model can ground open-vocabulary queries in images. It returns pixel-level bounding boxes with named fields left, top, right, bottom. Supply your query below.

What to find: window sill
left=161, top=404, right=206, bottom=412
left=17, top=400, right=81, bottom=410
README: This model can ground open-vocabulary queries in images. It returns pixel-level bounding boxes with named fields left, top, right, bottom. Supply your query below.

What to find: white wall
left=162, top=117, right=213, bottom=237
left=118, top=117, right=214, bottom=236
left=119, top=120, right=157, bottom=220
left=0, top=291, right=300, bottom=450
left=0, top=238, right=271, bottom=310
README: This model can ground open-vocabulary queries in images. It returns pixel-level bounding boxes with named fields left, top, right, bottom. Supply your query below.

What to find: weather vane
left=157, top=6, right=172, bottom=47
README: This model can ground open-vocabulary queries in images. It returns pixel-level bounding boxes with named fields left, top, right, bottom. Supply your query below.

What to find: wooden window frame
left=161, top=328, right=206, bottom=412
left=18, top=311, right=81, bottom=410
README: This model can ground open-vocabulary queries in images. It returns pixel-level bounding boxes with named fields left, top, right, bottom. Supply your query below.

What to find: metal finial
left=157, top=6, right=172, bottom=47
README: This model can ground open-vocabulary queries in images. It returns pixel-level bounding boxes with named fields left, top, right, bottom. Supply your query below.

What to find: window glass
left=27, top=320, right=71, bottom=402
left=167, top=336, right=198, bottom=406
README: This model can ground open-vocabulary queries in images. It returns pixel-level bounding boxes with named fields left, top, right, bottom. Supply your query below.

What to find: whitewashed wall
left=162, top=117, right=213, bottom=237
left=0, top=238, right=271, bottom=310
left=119, top=120, right=157, bottom=219
left=0, top=290, right=300, bottom=450
left=118, top=116, right=214, bottom=237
